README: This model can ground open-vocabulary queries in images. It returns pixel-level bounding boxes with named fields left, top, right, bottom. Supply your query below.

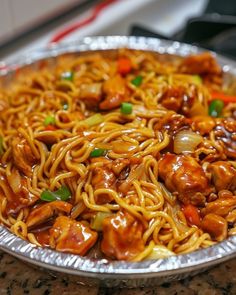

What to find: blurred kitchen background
left=0, top=0, right=236, bottom=63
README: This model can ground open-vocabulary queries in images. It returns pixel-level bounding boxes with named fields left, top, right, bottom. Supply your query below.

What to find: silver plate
left=1, top=36, right=236, bottom=288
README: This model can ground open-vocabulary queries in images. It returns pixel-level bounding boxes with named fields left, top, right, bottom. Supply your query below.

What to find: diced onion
left=90, top=212, right=112, bottom=231
left=82, top=113, right=104, bottom=127
left=174, top=129, right=203, bottom=154
left=8, top=169, right=21, bottom=194
left=145, top=245, right=175, bottom=260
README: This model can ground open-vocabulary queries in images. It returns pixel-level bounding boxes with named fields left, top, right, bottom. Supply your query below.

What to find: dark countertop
left=1, top=250, right=236, bottom=295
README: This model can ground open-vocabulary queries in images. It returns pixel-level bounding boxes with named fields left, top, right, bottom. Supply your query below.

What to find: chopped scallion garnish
left=40, top=185, right=71, bottom=202
left=209, top=99, right=224, bottom=117
left=120, top=102, right=133, bottom=115
left=44, top=116, right=55, bottom=126
left=131, top=75, right=142, bottom=87
left=90, top=148, right=107, bottom=158
left=61, top=71, right=74, bottom=81
left=63, top=103, right=69, bottom=110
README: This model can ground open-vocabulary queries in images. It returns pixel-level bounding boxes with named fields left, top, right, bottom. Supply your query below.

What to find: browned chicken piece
left=5, top=170, right=38, bottom=214
left=155, top=113, right=190, bottom=136
left=49, top=216, right=98, bottom=255
left=79, top=83, right=102, bottom=109
left=11, top=137, right=37, bottom=177
left=160, top=86, right=185, bottom=113
left=101, top=211, right=144, bottom=260
left=201, top=213, right=227, bottom=241
left=208, top=161, right=236, bottom=192
left=178, top=52, right=221, bottom=75
left=26, top=201, right=72, bottom=228
left=158, top=153, right=211, bottom=206
left=214, top=118, right=236, bottom=159
left=99, top=74, right=127, bottom=110
left=191, top=116, right=216, bottom=135
left=202, top=196, right=236, bottom=217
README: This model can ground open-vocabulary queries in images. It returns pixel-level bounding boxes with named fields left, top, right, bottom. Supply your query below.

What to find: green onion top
left=0, top=136, right=4, bottom=156
left=209, top=99, right=224, bottom=117
left=63, top=103, right=69, bottom=110
left=40, top=185, right=71, bottom=202
left=44, top=115, right=56, bottom=126
left=121, top=102, right=133, bottom=115
left=61, top=71, right=74, bottom=81
left=131, top=75, right=143, bottom=87
left=90, top=148, right=107, bottom=158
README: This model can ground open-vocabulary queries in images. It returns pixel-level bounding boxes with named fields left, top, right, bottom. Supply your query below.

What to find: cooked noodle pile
left=0, top=49, right=236, bottom=261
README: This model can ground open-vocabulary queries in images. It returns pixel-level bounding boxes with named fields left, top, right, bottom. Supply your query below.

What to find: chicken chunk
left=79, top=83, right=102, bottom=109
left=101, top=211, right=144, bottom=260
left=11, top=137, right=37, bottom=177
left=49, top=216, right=98, bottom=255
left=201, top=213, right=227, bottom=241
left=99, top=75, right=127, bottom=110
left=202, top=196, right=236, bottom=217
left=26, top=201, right=72, bottom=228
left=5, top=171, right=38, bottom=214
left=158, top=154, right=211, bottom=206
left=191, top=116, right=216, bottom=135
left=155, top=113, right=190, bottom=136
left=208, top=161, right=236, bottom=192
left=179, top=52, right=221, bottom=75
left=214, top=118, right=236, bottom=159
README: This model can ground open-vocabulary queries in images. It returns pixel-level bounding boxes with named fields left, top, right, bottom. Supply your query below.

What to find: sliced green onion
left=40, top=185, right=71, bottom=202
left=90, top=148, right=107, bottom=158
left=131, top=75, right=143, bottom=87
left=191, top=75, right=202, bottom=85
left=90, top=212, right=112, bottom=231
left=0, top=136, right=4, bottom=156
left=44, top=115, right=55, bottom=126
left=82, top=113, right=104, bottom=127
left=63, top=103, right=69, bottom=110
left=121, top=102, right=133, bottom=115
left=209, top=99, right=224, bottom=117
left=61, top=71, right=74, bottom=81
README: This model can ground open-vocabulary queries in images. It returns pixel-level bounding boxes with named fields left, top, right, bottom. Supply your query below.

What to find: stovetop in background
left=130, top=0, right=236, bottom=60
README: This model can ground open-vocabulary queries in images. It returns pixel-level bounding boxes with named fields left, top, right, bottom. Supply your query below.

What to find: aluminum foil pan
left=1, top=36, right=236, bottom=288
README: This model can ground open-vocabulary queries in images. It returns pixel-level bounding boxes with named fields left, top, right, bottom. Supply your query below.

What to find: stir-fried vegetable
left=211, top=92, right=236, bottom=103
left=82, top=113, right=104, bottom=127
left=209, top=99, right=224, bottom=117
left=131, top=75, right=143, bottom=87
left=0, top=136, right=4, bottom=156
left=182, top=204, right=201, bottom=226
left=90, top=148, right=107, bottom=158
left=117, top=57, right=132, bottom=75
left=40, top=185, right=71, bottom=202
left=191, top=75, right=202, bottom=85
left=63, top=103, right=69, bottom=110
left=145, top=245, right=175, bottom=260
left=61, top=71, right=74, bottom=81
left=174, top=129, right=203, bottom=154
left=120, top=102, right=133, bottom=115
left=45, top=125, right=57, bottom=131
left=44, top=115, right=56, bottom=126
left=90, top=212, right=112, bottom=231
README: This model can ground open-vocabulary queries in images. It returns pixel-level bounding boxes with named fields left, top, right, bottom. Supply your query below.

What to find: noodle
left=0, top=49, right=235, bottom=262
